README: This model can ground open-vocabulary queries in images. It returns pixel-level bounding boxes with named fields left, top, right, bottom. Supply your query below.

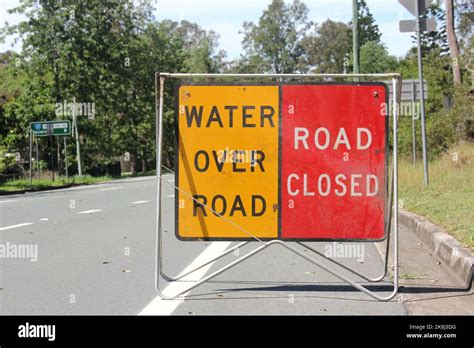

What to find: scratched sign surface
left=175, top=83, right=388, bottom=241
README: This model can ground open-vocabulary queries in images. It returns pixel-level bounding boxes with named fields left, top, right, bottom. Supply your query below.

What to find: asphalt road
left=0, top=175, right=469, bottom=315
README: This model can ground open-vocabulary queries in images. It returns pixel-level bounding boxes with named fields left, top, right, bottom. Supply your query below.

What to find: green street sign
left=30, top=120, right=71, bottom=137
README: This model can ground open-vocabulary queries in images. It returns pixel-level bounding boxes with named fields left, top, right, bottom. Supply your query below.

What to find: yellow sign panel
left=176, top=85, right=279, bottom=240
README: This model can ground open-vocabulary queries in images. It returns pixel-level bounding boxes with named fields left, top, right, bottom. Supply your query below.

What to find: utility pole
left=72, top=97, right=82, bottom=176
left=29, top=129, right=32, bottom=185
left=415, top=0, right=429, bottom=186
left=352, top=0, right=360, bottom=74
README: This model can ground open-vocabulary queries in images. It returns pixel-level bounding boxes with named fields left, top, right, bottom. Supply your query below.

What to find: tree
left=446, top=0, right=462, bottom=84
left=302, top=20, right=352, bottom=73
left=454, top=0, right=473, bottom=52
left=412, top=4, right=449, bottom=56
left=159, top=20, right=227, bottom=73
left=240, top=0, right=312, bottom=73
left=359, top=41, right=397, bottom=73
left=0, top=0, right=195, bottom=175
left=357, top=0, right=381, bottom=46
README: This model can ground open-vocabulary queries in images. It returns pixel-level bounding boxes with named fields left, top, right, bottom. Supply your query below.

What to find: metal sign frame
left=154, top=72, right=402, bottom=302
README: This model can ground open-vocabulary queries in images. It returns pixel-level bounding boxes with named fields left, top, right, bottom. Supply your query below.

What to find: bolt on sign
left=176, top=83, right=388, bottom=241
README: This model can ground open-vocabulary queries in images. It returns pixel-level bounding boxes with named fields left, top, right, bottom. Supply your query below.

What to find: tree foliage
left=359, top=41, right=397, bottom=73
left=356, top=0, right=382, bottom=46
left=241, top=0, right=312, bottom=73
left=302, top=20, right=352, bottom=73
left=0, top=0, right=222, bottom=174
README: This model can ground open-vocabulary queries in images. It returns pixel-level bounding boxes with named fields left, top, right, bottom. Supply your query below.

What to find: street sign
left=176, top=83, right=388, bottom=241
left=399, top=0, right=438, bottom=16
left=281, top=84, right=388, bottom=240
left=399, top=18, right=436, bottom=32
left=30, top=120, right=71, bottom=137
left=383, top=79, right=428, bottom=101
left=176, top=85, right=280, bottom=240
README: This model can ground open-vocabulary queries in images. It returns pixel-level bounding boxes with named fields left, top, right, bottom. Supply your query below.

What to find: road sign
left=176, top=85, right=279, bottom=240
left=399, top=0, right=438, bottom=16
left=281, top=84, right=388, bottom=240
left=383, top=79, right=428, bottom=101
left=399, top=18, right=436, bottom=32
left=30, top=120, right=71, bottom=137
left=176, top=83, right=388, bottom=241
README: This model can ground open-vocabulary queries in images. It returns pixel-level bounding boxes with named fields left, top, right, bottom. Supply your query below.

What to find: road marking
left=40, top=218, right=49, bottom=221
left=131, top=200, right=149, bottom=204
left=0, top=222, right=34, bottom=231
left=77, top=209, right=103, bottom=214
left=0, top=200, right=16, bottom=204
left=100, top=186, right=124, bottom=191
left=139, top=241, right=232, bottom=315
left=167, top=195, right=175, bottom=198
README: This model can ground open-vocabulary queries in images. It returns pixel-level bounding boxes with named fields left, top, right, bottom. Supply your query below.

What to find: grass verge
left=0, top=175, right=113, bottom=193
left=399, top=141, right=474, bottom=250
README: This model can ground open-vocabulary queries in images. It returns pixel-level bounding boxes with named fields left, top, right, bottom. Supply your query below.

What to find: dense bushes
left=396, top=85, right=473, bottom=160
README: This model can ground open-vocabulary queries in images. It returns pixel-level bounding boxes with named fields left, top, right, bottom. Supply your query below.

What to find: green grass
left=0, top=175, right=113, bottom=192
left=399, top=141, right=474, bottom=250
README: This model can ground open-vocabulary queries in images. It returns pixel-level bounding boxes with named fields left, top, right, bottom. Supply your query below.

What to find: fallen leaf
left=122, top=269, right=132, bottom=273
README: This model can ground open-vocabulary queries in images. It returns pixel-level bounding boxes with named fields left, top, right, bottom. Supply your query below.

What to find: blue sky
left=0, top=0, right=435, bottom=59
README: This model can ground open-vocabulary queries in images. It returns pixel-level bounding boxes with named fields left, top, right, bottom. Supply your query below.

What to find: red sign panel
left=280, top=84, right=388, bottom=240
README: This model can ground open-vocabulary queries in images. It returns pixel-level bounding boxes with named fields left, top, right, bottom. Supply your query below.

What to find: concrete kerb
left=399, top=209, right=473, bottom=285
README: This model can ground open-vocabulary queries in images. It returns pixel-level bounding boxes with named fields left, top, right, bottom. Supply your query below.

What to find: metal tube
left=73, top=97, right=83, bottom=177
left=352, top=0, right=359, bottom=75
left=415, top=2, right=429, bottom=186
left=392, top=76, right=400, bottom=296
left=159, top=72, right=400, bottom=79
left=154, top=73, right=165, bottom=295
left=64, top=137, right=68, bottom=179
left=412, top=80, right=416, bottom=167
left=29, top=130, right=32, bottom=185
left=35, top=138, right=39, bottom=179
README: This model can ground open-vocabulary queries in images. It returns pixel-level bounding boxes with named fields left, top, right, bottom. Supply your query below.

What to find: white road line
left=100, top=186, right=124, bottom=191
left=0, top=222, right=34, bottom=231
left=0, top=200, right=16, bottom=204
left=60, top=184, right=108, bottom=192
left=166, top=195, right=175, bottom=198
left=77, top=209, right=103, bottom=214
left=139, top=241, right=232, bottom=315
left=40, top=218, right=49, bottom=221
left=131, top=200, right=149, bottom=204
